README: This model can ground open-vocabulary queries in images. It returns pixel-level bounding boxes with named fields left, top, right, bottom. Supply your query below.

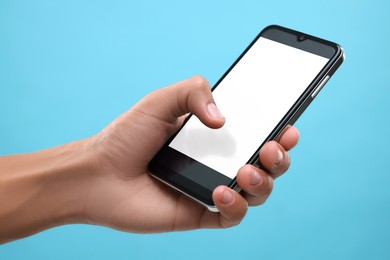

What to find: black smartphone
left=148, top=25, right=344, bottom=212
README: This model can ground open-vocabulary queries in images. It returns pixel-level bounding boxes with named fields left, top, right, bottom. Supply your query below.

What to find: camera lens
left=298, top=35, right=306, bottom=42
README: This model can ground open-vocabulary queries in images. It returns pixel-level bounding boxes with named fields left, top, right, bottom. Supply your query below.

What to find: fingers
left=258, top=126, right=299, bottom=178
left=209, top=145, right=290, bottom=226
left=211, top=164, right=274, bottom=226
left=135, top=75, right=225, bottom=129
left=258, top=141, right=290, bottom=179
left=212, top=186, right=248, bottom=228
left=174, top=76, right=225, bottom=129
left=235, top=165, right=274, bottom=206
left=276, top=125, right=300, bottom=151
left=219, top=126, right=299, bottom=212
left=207, top=126, right=299, bottom=227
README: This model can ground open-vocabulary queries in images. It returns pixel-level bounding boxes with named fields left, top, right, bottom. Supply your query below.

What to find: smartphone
left=148, top=25, right=344, bottom=212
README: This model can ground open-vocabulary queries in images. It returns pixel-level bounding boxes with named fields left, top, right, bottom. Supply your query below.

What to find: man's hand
left=0, top=76, right=299, bottom=244
left=84, top=75, right=299, bottom=231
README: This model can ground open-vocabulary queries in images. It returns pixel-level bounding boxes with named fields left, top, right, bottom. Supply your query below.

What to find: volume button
left=311, top=75, right=330, bottom=99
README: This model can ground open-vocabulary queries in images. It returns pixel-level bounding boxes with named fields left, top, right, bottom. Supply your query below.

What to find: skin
left=0, top=76, right=299, bottom=244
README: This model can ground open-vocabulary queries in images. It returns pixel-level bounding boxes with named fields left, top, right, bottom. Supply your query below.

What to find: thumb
left=135, top=75, right=225, bottom=129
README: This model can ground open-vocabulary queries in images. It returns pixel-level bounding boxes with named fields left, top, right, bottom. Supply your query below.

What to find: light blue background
left=0, top=0, right=389, bottom=259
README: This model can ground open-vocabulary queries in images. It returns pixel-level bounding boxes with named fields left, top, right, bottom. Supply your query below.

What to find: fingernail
left=207, top=103, right=224, bottom=120
left=221, top=189, right=234, bottom=204
left=250, top=171, right=262, bottom=186
left=275, top=149, right=284, bottom=165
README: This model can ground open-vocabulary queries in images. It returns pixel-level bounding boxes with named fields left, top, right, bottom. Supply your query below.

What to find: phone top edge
left=262, top=24, right=343, bottom=49
left=211, top=25, right=344, bottom=95
left=261, top=25, right=342, bottom=59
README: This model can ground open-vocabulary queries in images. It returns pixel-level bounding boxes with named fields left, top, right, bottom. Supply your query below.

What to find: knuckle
left=190, top=75, right=210, bottom=90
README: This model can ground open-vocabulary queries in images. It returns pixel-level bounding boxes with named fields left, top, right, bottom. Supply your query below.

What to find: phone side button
left=311, top=75, right=330, bottom=99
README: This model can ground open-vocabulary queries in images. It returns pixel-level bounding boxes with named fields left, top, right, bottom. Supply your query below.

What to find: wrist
left=43, top=138, right=99, bottom=226
left=0, top=138, right=99, bottom=243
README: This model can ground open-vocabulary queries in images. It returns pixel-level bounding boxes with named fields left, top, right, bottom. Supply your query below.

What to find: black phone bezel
left=148, top=25, right=344, bottom=210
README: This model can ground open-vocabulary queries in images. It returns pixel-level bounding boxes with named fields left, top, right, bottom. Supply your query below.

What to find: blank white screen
left=169, top=37, right=329, bottom=179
